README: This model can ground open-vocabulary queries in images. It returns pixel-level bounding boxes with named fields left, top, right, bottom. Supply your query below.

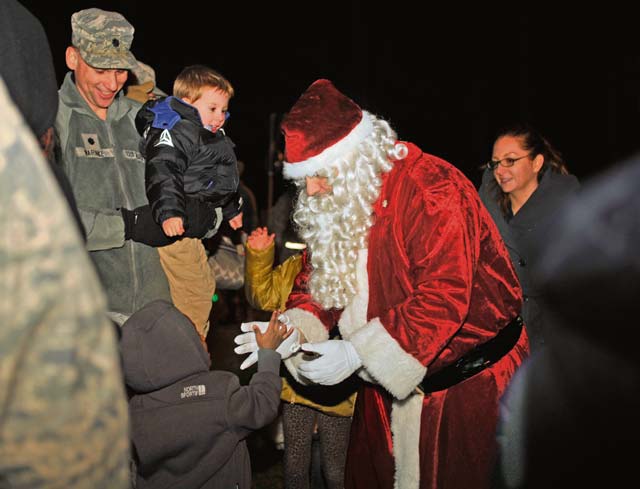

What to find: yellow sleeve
left=244, top=243, right=303, bottom=312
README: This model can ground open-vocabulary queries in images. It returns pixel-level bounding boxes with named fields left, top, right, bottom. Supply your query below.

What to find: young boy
left=136, top=65, right=243, bottom=340
left=121, top=300, right=291, bottom=489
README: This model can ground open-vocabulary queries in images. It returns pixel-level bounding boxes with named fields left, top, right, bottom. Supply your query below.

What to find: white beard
left=290, top=117, right=402, bottom=310
left=300, top=204, right=362, bottom=308
left=293, top=174, right=379, bottom=309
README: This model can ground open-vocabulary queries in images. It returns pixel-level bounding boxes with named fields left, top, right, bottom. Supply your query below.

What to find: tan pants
left=158, top=238, right=215, bottom=338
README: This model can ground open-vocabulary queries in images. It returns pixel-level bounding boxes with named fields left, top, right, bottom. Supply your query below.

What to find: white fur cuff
left=349, top=317, right=426, bottom=400
left=283, top=307, right=330, bottom=343
left=282, top=308, right=330, bottom=385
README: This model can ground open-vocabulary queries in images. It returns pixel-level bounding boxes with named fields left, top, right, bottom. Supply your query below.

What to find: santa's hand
left=297, top=340, right=362, bottom=385
left=233, top=315, right=300, bottom=370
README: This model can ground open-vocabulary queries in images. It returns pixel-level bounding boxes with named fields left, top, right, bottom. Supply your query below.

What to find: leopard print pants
left=282, top=402, right=353, bottom=489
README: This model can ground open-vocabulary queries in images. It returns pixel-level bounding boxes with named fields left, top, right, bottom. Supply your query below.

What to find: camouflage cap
left=71, top=8, right=136, bottom=70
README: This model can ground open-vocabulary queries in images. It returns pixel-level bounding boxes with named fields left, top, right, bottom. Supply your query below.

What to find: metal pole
left=266, top=112, right=277, bottom=225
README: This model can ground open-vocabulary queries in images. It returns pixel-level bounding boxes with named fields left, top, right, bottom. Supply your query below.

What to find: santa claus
left=236, top=79, right=529, bottom=489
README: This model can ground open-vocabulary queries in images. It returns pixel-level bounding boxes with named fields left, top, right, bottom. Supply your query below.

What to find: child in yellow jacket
left=241, top=226, right=358, bottom=489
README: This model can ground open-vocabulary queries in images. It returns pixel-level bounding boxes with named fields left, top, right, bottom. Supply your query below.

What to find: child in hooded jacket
left=120, top=300, right=291, bottom=489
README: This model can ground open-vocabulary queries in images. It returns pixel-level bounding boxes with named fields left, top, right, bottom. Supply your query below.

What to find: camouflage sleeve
left=0, top=78, right=131, bottom=488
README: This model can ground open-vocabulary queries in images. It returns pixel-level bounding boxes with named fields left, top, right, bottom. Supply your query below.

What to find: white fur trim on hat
left=282, top=111, right=375, bottom=180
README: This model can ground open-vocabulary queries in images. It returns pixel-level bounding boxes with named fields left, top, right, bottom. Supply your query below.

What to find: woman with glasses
left=479, top=123, right=579, bottom=353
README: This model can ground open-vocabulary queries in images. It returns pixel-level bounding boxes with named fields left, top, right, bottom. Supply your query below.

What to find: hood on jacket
left=120, top=300, right=210, bottom=393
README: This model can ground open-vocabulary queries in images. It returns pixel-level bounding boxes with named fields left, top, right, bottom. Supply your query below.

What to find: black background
left=19, top=1, right=640, bottom=210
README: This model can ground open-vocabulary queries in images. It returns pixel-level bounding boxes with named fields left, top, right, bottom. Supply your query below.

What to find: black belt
left=418, top=315, right=523, bottom=394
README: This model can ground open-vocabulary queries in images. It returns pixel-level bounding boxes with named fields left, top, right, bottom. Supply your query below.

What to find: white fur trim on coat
left=392, top=392, right=424, bottom=489
left=282, top=112, right=374, bottom=180
left=282, top=307, right=329, bottom=384
left=337, top=249, right=427, bottom=400
left=349, top=318, right=427, bottom=400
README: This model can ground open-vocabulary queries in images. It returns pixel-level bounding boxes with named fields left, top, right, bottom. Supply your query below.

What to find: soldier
left=56, top=8, right=219, bottom=325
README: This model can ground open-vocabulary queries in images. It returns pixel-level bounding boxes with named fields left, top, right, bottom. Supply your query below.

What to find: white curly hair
left=291, top=114, right=407, bottom=309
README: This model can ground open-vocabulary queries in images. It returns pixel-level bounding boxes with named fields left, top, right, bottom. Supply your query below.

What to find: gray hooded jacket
left=121, top=300, right=282, bottom=489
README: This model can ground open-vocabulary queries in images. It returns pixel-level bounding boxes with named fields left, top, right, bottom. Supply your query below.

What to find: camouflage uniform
left=0, top=77, right=130, bottom=488
left=56, top=8, right=171, bottom=317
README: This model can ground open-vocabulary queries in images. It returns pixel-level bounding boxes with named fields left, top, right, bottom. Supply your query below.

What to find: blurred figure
left=0, top=0, right=83, bottom=238
left=125, top=59, right=167, bottom=103
left=479, top=123, right=580, bottom=352
left=238, top=159, right=260, bottom=234
left=495, top=155, right=640, bottom=488
left=0, top=71, right=130, bottom=488
left=267, top=182, right=303, bottom=265
left=122, top=301, right=290, bottom=489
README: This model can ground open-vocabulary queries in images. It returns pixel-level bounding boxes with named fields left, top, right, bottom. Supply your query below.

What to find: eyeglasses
left=485, top=154, right=531, bottom=171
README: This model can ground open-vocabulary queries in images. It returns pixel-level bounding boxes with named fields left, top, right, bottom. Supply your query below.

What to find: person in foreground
left=121, top=300, right=290, bottom=489
left=0, top=74, right=130, bottom=488
left=235, top=79, right=529, bottom=489
left=495, top=155, right=640, bottom=488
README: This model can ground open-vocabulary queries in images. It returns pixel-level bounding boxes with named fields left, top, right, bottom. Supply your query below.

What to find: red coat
left=285, top=143, right=529, bottom=489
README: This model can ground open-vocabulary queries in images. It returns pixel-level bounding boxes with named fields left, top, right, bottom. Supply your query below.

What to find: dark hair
left=492, top=123, right=570, bottom=215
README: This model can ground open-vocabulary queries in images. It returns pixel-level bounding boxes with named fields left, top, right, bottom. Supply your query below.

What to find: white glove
left=296, top=340, right=362, bottom=385
left=233, top=315, right=300, bottom=370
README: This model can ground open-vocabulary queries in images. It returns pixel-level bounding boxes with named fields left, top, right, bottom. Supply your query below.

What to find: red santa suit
left=280, top=80, right=529, bottom=489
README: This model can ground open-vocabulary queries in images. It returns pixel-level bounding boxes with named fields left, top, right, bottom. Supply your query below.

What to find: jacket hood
left=120, top=300, right=210, bottom=393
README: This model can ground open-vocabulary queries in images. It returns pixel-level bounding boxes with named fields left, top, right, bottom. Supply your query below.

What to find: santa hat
left=281, top=79, right=374, bottom=180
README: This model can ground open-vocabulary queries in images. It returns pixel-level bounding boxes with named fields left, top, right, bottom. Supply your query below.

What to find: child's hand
left=229, top=212, right=243, bottom=230
left=162, top=216, right=185, bottom=237
left=247, top=227, right=275, bottom=251
left=254, top=310, right=293, bottom=351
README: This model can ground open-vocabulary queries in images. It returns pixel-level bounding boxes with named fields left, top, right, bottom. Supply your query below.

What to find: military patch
left=154, top=129, right=174, bottom=148
left=75, top=133, right=115, bottom=158
left=81, top=133, right=101, bottom=149
left=75, top=147, right=115, bottom=158
left=122, top=149, right=143, bottom=161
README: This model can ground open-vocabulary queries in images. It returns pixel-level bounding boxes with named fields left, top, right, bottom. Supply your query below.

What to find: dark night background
left=18, top=1, right=640, bottom=213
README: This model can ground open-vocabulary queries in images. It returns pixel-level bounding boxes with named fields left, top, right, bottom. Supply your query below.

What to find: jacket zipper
left=106, top=119, right=140, bottom=310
